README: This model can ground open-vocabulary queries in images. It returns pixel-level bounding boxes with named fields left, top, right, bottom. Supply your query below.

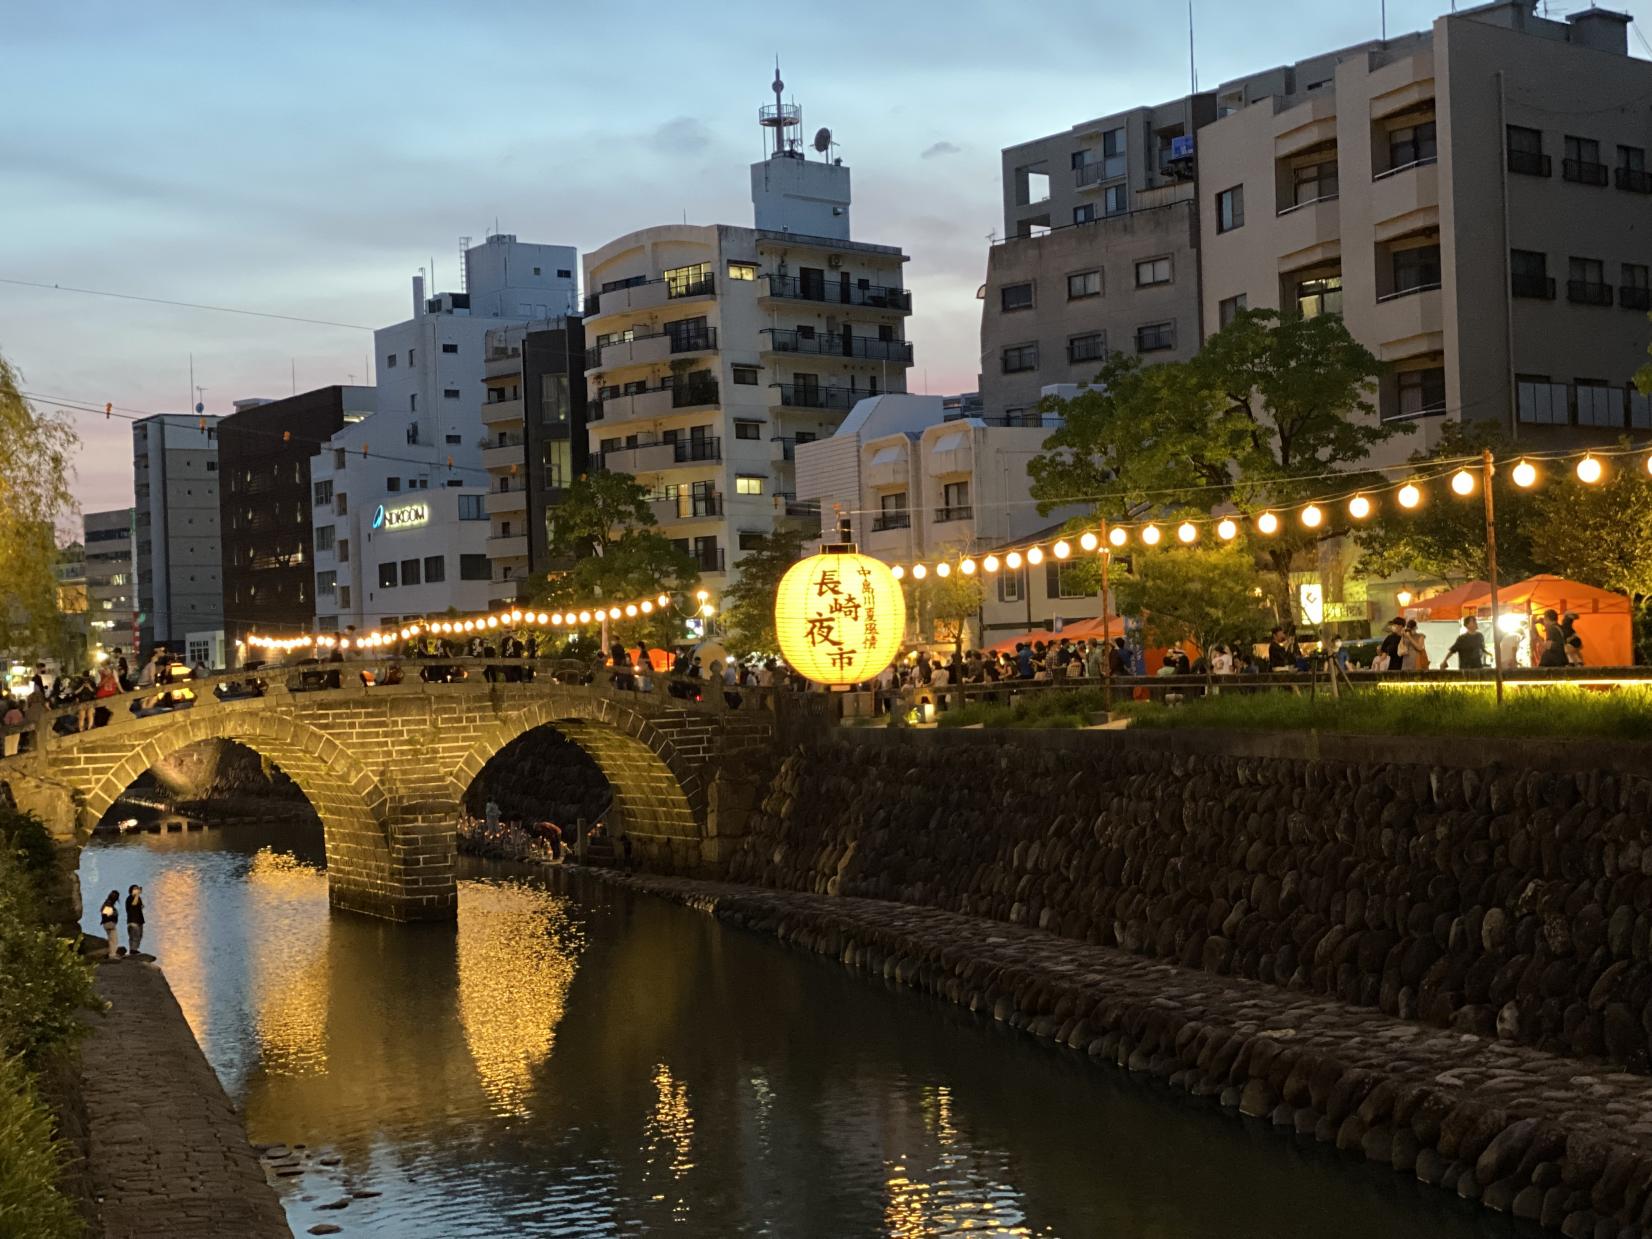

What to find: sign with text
left=372, top=502, right=429, bottom=531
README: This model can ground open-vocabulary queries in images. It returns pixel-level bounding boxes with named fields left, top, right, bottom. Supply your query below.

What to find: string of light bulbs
left=243, top=589, right=715, bottom=654
left=874, top=443, right=1652, bottom=581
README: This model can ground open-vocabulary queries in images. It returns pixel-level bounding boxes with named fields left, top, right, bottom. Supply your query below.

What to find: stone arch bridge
left=2, top=671, right=807, bottom=921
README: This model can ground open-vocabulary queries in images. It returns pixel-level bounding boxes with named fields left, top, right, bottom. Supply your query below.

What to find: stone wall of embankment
left=726, top=727, right=1652, bottom=1071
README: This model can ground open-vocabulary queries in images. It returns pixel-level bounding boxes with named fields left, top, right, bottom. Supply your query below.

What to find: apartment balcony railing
left=590, top=380, right=718, bottom=424
left=1621, top=286, right=1652, bottom=311
left=761, top=328, right=913, bottom=363
left=770, top=436, right=796, bottom=462
left=673, top=436, right=721, bottom=463
left=1567, top=280, right=1614, bottom=307
left=762, top=274, right=912, bottom=312
left=773, top=383, right=858, bottom=411
left=1074, top=159, right=1124, bottom=188
left=870, top=512, right=910, bottom=531
left=651, top=493, right=723, bottom=522
left=673, top=381, right=719, bottom=408
left=690, top=546, right=725, bottom=573
left=480, top=432, right=526, bottom=449
left=593, top=326, right=717, bottom=363
left=1563, top=159, right=1609, bottom=187
left=932, top=505, right=973, bottom=524
left=1507, top=150, right=1551, bottom=177
left=587, top=274, right=716, bottom=319
left=596, top=436, right=722, bottom=475
left=1616, top=167, right=1652, bottom=194
left=1373, top=155, right=1438, bottom=182
left=1511, top=274, right=1556, bottom=300
left=1376, top=280, right=1442, bottom=303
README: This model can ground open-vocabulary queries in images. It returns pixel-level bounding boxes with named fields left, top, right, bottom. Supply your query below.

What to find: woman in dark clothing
left=125, top=885, right=145, bottom=956
left=99, top=890, right=121, bottom=959
left=1378, top=620, right=1405, bottom=672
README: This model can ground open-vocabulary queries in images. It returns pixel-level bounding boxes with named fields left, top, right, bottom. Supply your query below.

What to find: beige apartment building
left=1199, top=2, right=1652, bottom=457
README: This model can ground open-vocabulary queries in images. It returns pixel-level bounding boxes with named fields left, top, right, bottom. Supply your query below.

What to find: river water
left=79, top=822, right=1514, bottom=1239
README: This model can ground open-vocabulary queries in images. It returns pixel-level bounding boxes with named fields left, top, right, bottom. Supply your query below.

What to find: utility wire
left=0, top=277, right=375, bottom=332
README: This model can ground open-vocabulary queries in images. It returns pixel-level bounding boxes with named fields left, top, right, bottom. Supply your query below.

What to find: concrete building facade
left=82, top=508, right=136, bottom=659
left=132, top=414, right=222, bottom=656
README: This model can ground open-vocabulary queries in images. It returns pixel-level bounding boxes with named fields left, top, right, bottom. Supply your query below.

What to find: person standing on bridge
left=125, top=885, right=145, bottom=957
left=99, top=890, right=121, bottom=960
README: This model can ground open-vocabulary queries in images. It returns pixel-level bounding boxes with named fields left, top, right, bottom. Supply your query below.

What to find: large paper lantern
left=774, top=547, right=905, bottom=686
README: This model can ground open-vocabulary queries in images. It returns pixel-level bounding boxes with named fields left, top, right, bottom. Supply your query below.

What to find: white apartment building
left=581, top=78, right=911, bottom=584
left=312, top=235, right=576, bottom=630
left=132, top=414, right=222, bottom=655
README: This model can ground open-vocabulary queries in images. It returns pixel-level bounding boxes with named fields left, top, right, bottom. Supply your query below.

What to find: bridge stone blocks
left=1, top=676, right=801, bottom=922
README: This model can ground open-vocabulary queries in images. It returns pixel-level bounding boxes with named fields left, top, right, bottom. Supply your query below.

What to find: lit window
left=727, top=261, right=758, bottom=281
left=736, top=475, right=765, bottom=495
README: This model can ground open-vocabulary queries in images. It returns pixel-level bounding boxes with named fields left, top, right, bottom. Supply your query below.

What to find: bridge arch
left=451, top=691, right=704, bottom=857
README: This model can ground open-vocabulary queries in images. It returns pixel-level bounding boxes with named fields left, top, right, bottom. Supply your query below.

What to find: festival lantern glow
left=911, top=563, right=928, bottom=579
left=1577, top=454, right=1604, bottom=484
left=891, top=565, right=905, bottom=580
left=1140, top=524, right=1162, bottom=546
left=1079, top=531, right=1099, bottom=552
left=1397, top=483, right=1422, bottom=509
left=1108, top=527, right=1128, bottom=548
left=1301, top=504, right=1323, bottom=529
left=774, top=547, right=906, bottom=686
left=1397, top=589, right=1414, bottom=607
left=934, top=561, right=951, bottom=578
left=1450, top=469, right=1476, bottom=496
left=1176, top=521, right=1198, bottom=544
left=1512, top=459, right=1537, bottom=488
left=983, top=555, right=1000, bottom=573
left=640, top=601, right=653, bottom=614
left=1026, top=546, right=1044, bottom=565
left=1053, top=539, right=1071, bottom=559
left=960, top=558, right=977, bottom=575
left=1216, top=517, right=1238, bottom=541
left=1005, top=551, right=1024, bottom=570
left=625, top=604, right=638, bottom=617
left=1348, top=494, right=1372, bottom=520
left=1256, top=511, right=1280, bottom=536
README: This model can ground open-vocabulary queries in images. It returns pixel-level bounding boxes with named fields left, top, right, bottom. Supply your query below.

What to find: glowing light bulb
left=911, top=563, right=928, bottom=580
left=1053, top=539, right=1071, bottom=560
left=982, top=555, right=1000, bottom=573
left=1108, top=526, right=1128, bottom=548
left=657, top=594, right=670, bottom=607
left=935, top=561, right=951, bottom=577
left=1256, top=511, right=1280, bottom=535
left=1348, top=494, right=1372, bottom=520
left=625, top=604, right=638, bottom=617
left=1576, top=454, right=1604, bottom=485
left=486, top=616, right=498, bottom=628
left=960, top=558, right=977, bottom=575
left=1450, top=469, right=1476, bottom=497
left=1177, top=521, right=1198, bottom=544
left=700, top=603, right=716, bottom=617
left=1301, top=504, right=1323, bottom=529
left=1141, top=524, right=1162, bottom=546
left=640, top=601, right=654, bottom=614
left=510, top=610, right=522, bottom=623
left=1005, top=551, right=1023, bottom=569
left=1026, top=546, right=1044, bottom=565
left=1397, top=483, right=1421, bottom=509
left=535, top=612, right=548, bottom=625
left=1216, top=517, right=1238, bottom=541
left=1512, top=459, right=1537, bottom=488
left=1645, top=455, right=1652, bottom=478
left=891, top=565, right=905, bottom=580
left=1079, top=531, right=1098, bottom=552
left=696, top=589, right=709, bottom=602
left=1396, top=589, right=1414, bottom=607
left=578, top=610, right=592, bottom=624
left=551, top=613, right=564, bottom=625
left=609, top=607, right=622, bottom=620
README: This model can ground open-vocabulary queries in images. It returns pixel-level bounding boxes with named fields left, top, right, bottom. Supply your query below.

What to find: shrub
left=0, top=807, right=57, bottom=883
left=0, top=1053, right=81, bottom=1239
left=0, top=851, right=93, bottom=1069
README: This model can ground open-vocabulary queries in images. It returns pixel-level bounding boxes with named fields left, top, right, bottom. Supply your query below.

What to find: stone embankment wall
left=726, top=729, right=1652, bottom=1071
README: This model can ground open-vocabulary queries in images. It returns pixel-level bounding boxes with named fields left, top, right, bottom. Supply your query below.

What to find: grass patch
left=1116, top=685, right=1652, bottom=741
left=937, top=687, right=1111, bottom=730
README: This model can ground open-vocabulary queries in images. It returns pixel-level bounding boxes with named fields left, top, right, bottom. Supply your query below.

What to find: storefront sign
left=372, top=502, right=429, bottom=531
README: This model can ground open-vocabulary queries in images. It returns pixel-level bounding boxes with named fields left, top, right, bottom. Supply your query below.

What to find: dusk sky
left=5, top=0, right=1647, bottom=517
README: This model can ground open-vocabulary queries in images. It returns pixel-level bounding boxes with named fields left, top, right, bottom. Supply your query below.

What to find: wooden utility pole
left=1483, top=448, right=1505, bottom=706
left=1098, top=520, right=1114, bottom=710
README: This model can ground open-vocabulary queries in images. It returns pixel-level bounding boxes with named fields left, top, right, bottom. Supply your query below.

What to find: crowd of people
left=0, top=646, right=211, bottom=751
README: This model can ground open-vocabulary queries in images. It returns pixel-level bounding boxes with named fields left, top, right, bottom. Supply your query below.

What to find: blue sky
left=4, top=0, right=1647, bottom=513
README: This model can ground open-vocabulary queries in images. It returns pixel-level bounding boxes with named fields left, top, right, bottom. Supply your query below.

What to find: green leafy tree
left=904, top=571, right=985, bottom=653
left=0, top=356, right=78, bottom=660
left=1110, top=545, right=1271, bottom=657
left=1528, top=456, right=1652, bottom=596
left=719, top=525, right=810, bottom=657
left=545, top=470, right=656, bottom=559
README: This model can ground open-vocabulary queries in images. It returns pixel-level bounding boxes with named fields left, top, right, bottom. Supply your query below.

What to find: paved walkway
left=81, top=961, right=289, bottom=1239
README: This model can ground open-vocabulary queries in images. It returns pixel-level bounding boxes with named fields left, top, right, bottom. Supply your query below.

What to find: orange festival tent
left=1444, top=574, right=1634, bottom=666
left=1415, top=580, right=1491, bottom=621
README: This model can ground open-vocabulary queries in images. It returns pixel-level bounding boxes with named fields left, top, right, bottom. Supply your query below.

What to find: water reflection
left=80, top=823, right=1516, bottom=1239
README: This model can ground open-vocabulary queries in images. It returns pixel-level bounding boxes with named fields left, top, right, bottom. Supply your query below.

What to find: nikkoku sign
left=372, top=502, right=429, bottom=531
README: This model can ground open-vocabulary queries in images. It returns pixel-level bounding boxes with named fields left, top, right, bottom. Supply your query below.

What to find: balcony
left=598, top=436, right=722, bottom=474
left=933, top=505, right=973, bottom=524
left=870, top=511, right=910, bottom=531
left=1074, top=159, right=1125, bottom=189
left=484, top=485, right=528, bottom=516
left=1507, top=150, right=1551, bottom=177
left=651, top=493, right=723, bottom=524
left=481, top=395, right=524, bottom=427
left=1370, top=158, right=1438, bottom=229
left=1568, top=280, right=1614, bottom=307
left=486, top=533, right=529, bottom=560
left=1621, top=286, right=1652, bottom=312
left=689, top=546, right=726, bottom=574
left=480, top=439, right=525, bottom=471
left=760, top=328, right=914, bottom=364
left=588, top=273, right=716, bottom=320
left=773, top=383, right=858, bottom=411
left=1562, top=159, right=1609, bottom=187
left=770, top=436, right=797, bottom=463
left=762, top=274, right=911, bottom=313
left=1616, top=167, right=1652, bottom=194
left=1511, top=274, right=1556, bottom=300
left=591, top=380, right=719, bottom=426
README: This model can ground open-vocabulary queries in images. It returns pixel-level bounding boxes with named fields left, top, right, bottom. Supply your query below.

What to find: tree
left=1529, top=456, right=1652, bottom=596
left=719, top=525, right=811, bottom=657
left=545, top=471, right=657, bottom=559
left=0, top=356, right=77, bottom=660
left=1110, top=546, right=1271, bottom=657
left=1354, top=422, right=1540, bottom=584
left=904, top=571, right=985, bottom=653
left=1030, top=310, right=1402, bottom=618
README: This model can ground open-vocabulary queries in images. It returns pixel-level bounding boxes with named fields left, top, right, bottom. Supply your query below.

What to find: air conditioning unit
left=827, top=254, right=843, bottom=269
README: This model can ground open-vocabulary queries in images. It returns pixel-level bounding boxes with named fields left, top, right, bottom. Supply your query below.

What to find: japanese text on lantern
left=807, top=565, right=876, bottom=673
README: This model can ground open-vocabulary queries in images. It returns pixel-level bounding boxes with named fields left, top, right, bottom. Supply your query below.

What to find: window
left=337, top=538, right=349, bottom=563
left=399, top=558, right=421, bottom=586
left=735, top=475, right=765, bottom=496
left=378, top=562, right=398, bottom=589
left=727, top=261, right=758, bottom=281
left=1218, top=294, right=1247, bottom=327
left=1568, top=256, right=1610, bottom=305
left=1073, top=203, right=1096, bottom=225
left=336, top=493, right=348, bottom=516
left=459, top=554, right=490, bottom=581
left=1576, top=379, right=1618, bottom=428
left=937, top=481, right=971, bottom=523
left=532, top=266, right=541, bottom=276
left=408, top=348, right=416, bottom=365
left=734, top=420, right=763, bottom=440
left=997, top=569, right=1024, bottom=603
left=1067, top=269, right=1102, bottom=299
left=1135, top=257, right=1172, bottom=287
left=1135, top=321, right=1175, bottom=353
left=1101, top=127, right=1127, bottom=178
left=441, top=343, right=458, bottom=354
left=1511, top=249, right=1552, bottom=298
left=407, top=423, right=420, bottom=445
left=314, top=525, right=335, bottom=552
left=1507, top=126, right=1548, bottom=176
left=557, top=268, right=571, bottom=278
left=1622, top=263, right=1651, bottom=311
left=665, top=315, right=711, bottom=351
left=1292, top=158, right=1339, bottom=206
left=1517, top=374, right=1569, bottom=425
left=443, top=388, right=460, bottom=399
left=1216, top=186, right=1244, bottom=232
left=1102, top=184, right=1128, bottom=216
left=445, top=433, right=462, bottom=445
left=1002, top=343, right=1038, bottom=373
left=1295, top=273, right=1343, bottom=318
left=336, top=585, right=351, bottom=609
left=1564, top=136, right=1606, bottom=184
left=458, top=494, right=485, bottom=520
left=1068, top=332, right=1105, bottom=364
left=1045, top=560, right=1089, bottom=599
left=1621, top=146, right=1647, bottom=173
left=333, top=449, right=346, bottom=468
left=423, top=555, right=445, bottom=583
left=1395, top=368, right=1446, bottom=420
left=1392, top=244, right=1441, bottom=294
left=732, top=365, right=759, bottom=386
left=409, top=394, right=417, bottom=412
left=313, top=480, right=333, bottom=506
left=1619, top=146, right=1652, bottom=193
left=1388, top=121, right=1437, bottom=170
left=316, top=570, right=336, bottom=597
left=663, top=261, right=712, bottom=298
left=1000, top=282, right=1034, bottom=312
left=384, top=354, right=397, bottom=369
left=386, top=476, right=401, bottom=493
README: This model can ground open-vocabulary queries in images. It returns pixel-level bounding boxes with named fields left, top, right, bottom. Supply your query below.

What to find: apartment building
left=218, top=387, right=373, bottom=655
left=582, top=78, right=910, bottom=584
left=1199, top=2, right=1652, bottom=457
left=312, top=235, right=575, bottom=631
left=82, top=508, right=136, bottom=657
left=132, top=414, right=222, bottom=657
left=480, top=319, right=590, bottom=603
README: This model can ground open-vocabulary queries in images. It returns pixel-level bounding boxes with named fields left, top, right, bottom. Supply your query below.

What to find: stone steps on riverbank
left=588, top=868, right=1652, bottom=1237
left=81, top=961, right=290, bottom=1239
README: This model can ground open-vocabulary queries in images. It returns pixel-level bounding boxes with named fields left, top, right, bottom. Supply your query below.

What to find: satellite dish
left=813, top=127, right=832, bottom=153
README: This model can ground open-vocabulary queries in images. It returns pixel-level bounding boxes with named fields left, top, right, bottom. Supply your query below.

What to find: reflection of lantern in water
left=774, top=545, right=905, bottom=686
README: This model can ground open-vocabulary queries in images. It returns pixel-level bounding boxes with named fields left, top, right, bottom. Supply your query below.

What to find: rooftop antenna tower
left=759, top=57, right=801, bottom=158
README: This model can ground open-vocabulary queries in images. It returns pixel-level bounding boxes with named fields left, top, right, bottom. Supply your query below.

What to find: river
left=79, top=821, right=1515, bottom=1238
